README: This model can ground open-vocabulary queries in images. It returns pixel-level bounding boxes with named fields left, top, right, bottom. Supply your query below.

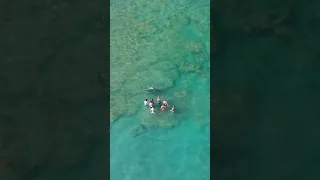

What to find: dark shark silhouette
left=141, top=85, right=162, bottom=93
left=98, top=72, right=163, bottom=95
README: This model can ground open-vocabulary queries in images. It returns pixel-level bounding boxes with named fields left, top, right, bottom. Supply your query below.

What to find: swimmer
left=163, top=99, right=168, bottom=106
left=150, top=107, right=155, bottom=114
left=149, top=101, right=154, bottom=108
left=170, top=105, right=176, bottom=113
left=144, top=99, right=148, bottom=106
left=157, top=96, right=161, bottom=104
left=161, top=104, right=166, bottom=111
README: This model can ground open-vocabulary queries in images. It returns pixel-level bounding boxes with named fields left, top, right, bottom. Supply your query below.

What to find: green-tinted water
left=110, top=0, right=210, bottom=179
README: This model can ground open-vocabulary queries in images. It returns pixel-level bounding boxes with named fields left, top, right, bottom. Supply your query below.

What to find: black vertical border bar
left=210, top=1, right=252, bottom=178
left=0, top=0, right=111, bottom=179
left=198, top=0, right=320, bottom=179
left=211, top=0, right=237, bottom=179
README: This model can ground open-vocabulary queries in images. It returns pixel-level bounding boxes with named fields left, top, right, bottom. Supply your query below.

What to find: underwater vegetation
left=110, top=0, right=210, bottom=127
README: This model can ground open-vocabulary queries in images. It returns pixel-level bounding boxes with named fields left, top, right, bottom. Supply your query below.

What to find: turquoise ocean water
left=110, top=0, right=210, bottom=179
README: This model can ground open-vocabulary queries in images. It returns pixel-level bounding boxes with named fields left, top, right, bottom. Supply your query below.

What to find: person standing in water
left=144, top=99, right=148, bottom=106
left=163, top=99, right=168, bottom=106
left=161, top=104, right=166, bottom=111
left=157, top=96, right=161, bottom=104
left=150, top=106, right=155, bottom=114
left=149, top=100, right=154, bottom=108
left=170, top=105, right=176, bottom=113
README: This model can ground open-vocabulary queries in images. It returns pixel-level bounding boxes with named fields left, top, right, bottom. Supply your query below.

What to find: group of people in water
left=144, top=96, right=176, bottom=114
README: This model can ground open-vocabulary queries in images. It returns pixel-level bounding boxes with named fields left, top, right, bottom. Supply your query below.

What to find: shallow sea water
left=110, top=0, right=210, bottom=179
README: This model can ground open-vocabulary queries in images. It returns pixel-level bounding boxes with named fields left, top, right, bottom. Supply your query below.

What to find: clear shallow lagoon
left=110, top=0, right=210, bottom=179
